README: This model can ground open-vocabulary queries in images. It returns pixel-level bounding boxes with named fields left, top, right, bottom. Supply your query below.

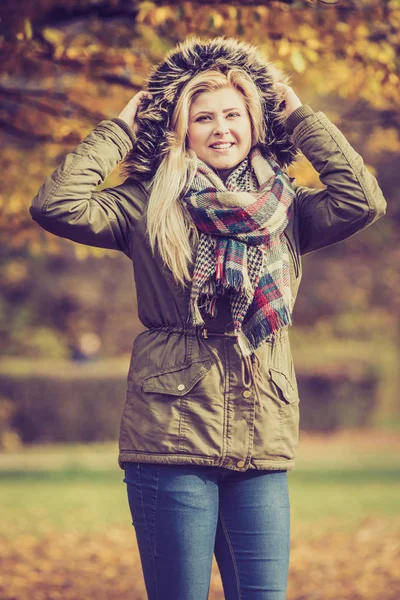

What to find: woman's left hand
left=275, top=83, right=303, bottom=118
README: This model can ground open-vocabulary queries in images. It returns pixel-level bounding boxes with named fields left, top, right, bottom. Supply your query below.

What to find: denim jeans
left=123, top=462, right=290, bottom=600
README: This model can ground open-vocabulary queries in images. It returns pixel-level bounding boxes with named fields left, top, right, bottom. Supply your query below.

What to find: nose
left=213, top=117, right=230, bottom=135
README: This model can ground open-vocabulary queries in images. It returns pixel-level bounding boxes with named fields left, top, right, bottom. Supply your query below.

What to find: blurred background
left=0, top=0, right=399, bottom=599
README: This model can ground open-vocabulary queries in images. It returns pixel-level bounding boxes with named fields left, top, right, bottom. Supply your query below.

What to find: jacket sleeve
left=284, top=105, right=387, bottom=256
left=29, top=118, right=142, bottom=258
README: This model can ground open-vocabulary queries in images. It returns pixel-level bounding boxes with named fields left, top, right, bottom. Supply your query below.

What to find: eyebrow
left=192, top=107, right=242, bottom=117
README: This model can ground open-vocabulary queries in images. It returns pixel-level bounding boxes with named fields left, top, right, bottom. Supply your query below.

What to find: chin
left=212, top=161, right=234, bottom=169
left=210, top=155, right=237, bottom=167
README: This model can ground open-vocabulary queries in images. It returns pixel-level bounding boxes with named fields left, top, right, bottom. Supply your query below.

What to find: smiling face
left=187, top=87, right=253, bottom=172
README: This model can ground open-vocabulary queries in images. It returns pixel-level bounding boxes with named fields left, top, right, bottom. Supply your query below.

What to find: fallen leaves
left=0, top=519, right=398, bottom=600
left=288, top=518, right=400, bottom=600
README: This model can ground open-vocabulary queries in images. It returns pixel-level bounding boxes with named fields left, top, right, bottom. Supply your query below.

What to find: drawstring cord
left=202, top=328, right=264, bottom=413
left=240, top=348, right=264, bottom=413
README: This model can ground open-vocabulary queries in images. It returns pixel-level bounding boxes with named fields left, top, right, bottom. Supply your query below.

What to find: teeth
left=211, top=143, right=233, bottom=149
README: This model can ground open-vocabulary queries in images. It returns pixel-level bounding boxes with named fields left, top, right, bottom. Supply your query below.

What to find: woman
left=30, top=37, right=386, bottom=600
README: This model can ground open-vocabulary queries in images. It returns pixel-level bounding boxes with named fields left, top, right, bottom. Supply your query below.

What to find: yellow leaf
left=355, top=23, right=369, bottom=37
left=135, top=1, right=156, bottom=24
left=152, top=7, right=174, bottom=26
left=53, top=45, right=65, bottom=60
left=66, top=47, right=82, bottom=60
left=303, top=47, right=320, bottom=63
left=278, top=39, right=291, bottom=58
left=24, top=19, right=33, bottom=41
left=290, top=49, right=306, bottom=73
left=227, top=6, right=238, bottom=19
left=336, top=22, right=349, bottom=32
left=297, top=24, right=316, bottom=41
left=306, top=38, right=321, bottom=50
left=211, top=12, right=224, bottom=29
left=42, top=28, right=64, bottom=46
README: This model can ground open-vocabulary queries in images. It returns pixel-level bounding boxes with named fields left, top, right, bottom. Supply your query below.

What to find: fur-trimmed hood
left=122, top=36, right=299, bottom=181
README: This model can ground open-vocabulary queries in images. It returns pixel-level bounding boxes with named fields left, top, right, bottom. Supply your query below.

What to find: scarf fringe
left=241, top=304, right=293, bottom=355
left=224, top=268, right=253, bottom=298
left=203, top=295, right=217, bottom=318
left=237, top=331, right=257, bottom=358
left=190, top=297, right=205, bottom=326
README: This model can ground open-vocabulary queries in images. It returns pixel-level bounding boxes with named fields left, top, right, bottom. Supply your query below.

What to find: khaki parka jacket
left=30, top=104, right=387, bottom=472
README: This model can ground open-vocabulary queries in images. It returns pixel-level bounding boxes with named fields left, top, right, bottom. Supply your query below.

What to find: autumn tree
left=0, top=0, right=398, bottom=356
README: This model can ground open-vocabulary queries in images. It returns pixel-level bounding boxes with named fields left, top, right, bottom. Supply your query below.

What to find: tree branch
left=0, top=119, right=81, bottom=144
left=341, top=105, right=400, bottom=131
left=0, top=87, right=107, bottom=121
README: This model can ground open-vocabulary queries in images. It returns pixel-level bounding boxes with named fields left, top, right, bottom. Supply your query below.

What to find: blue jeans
left=123, top=462, right=290, bottom=600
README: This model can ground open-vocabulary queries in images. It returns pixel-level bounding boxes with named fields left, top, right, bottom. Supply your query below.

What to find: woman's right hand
left=117, top=90, right=153, bottom=135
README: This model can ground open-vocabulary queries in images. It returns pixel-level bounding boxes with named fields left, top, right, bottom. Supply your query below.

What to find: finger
left=128, top=91, right=152, bottom=105
left=137, top=91, right=153, bottom=99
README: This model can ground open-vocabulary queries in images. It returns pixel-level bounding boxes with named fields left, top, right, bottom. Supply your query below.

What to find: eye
left=196, top=115, right=211, bottom=122
left=228, top=112, right=241, bottom=118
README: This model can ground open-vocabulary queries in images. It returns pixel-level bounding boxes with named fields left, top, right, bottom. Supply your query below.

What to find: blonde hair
left=145, top=68, right=266, bottom=287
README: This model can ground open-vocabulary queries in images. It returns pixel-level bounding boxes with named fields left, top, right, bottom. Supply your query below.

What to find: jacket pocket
left=143, top=358, right=213, bottom=396
left=138, top=357, right=222, bottom=457
left=268, top=366, right=299, bottom=459
left=269, top=367, right=299, bottom=404
left=121, top=358, right=214, bottom=456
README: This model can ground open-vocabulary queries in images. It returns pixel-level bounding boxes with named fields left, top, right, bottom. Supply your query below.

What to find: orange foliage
left=0, top=522, right=399, bottom=599
left=0, top=0, right=399, bottom=358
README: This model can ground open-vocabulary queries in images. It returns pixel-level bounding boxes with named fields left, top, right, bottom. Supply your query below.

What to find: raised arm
left=30, top=91, right=152, bottom=257
left=284, top=104, right=387, bottom=255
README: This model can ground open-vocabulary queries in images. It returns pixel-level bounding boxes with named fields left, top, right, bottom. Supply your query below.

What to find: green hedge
left=295, top=362, right=379, bottom=431
left=0, top=359, right=129, bottom=443
left=0, top=356, right=380, bottom=443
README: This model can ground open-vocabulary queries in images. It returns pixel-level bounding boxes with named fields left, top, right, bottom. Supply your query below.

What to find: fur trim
left=122, top=36, right=300, bottom=181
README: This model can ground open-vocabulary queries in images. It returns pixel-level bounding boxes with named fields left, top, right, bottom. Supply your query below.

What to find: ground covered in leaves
left=1, top=430, right=399, bottom=599
left=0, top=519, right=399, bottom=600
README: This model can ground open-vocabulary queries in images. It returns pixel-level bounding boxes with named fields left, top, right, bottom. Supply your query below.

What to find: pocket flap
left=269, top=367, right=299, bottom=404
left=143, top=359, right=212, bottom=396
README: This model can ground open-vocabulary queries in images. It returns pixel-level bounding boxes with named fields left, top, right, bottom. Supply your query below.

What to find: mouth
left=209, top=143, right=234, bottom=151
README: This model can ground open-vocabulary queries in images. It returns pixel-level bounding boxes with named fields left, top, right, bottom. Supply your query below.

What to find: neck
left=211, top=164, right=239, bottom=183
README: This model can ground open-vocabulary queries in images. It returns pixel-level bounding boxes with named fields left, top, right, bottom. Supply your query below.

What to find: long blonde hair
left=145, top=68, right=267, bottom=287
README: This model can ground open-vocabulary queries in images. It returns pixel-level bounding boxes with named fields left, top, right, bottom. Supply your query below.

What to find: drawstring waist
left=145, top=325, right=287, bottom=414
left=202, top=328, right=265, bottom=414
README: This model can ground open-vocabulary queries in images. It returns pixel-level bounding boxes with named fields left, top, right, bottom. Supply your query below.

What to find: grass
left=0, top=431, right=399, bottom=600
left=0, top=429, right=399, bottom=538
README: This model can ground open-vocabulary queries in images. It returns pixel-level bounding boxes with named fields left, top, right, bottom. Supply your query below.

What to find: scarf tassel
left=189, top=297, right=205, bottom=326
left=204, top=295, right=217, bottom=318
left=225, top=268, right=254, bottom=298
left=240, top=304, right=293, bottom=356
left=216, top=260, right=223, bottom=282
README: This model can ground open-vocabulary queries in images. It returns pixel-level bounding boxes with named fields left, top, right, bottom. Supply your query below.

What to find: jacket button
left=237, top=460, right=245, bottom=468
left=242, top=390, right=251, bottom=398
left=177, top=384, right=185, bottom=391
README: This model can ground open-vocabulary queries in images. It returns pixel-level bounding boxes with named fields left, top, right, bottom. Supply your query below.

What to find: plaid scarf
left=183, top=145, right=296, bottom=357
